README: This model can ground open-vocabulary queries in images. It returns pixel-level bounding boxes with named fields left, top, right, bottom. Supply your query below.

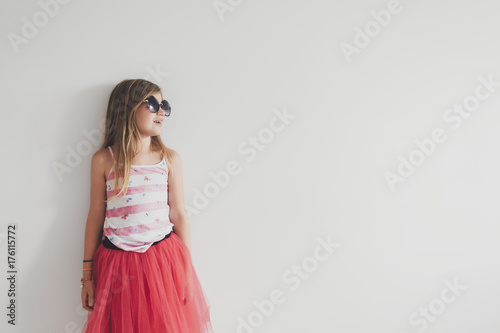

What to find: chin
left=143, top=131, right=161, bottom=138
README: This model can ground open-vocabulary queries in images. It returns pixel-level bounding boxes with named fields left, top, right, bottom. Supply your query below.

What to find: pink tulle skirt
left=82, top=232, right=213, bottom=333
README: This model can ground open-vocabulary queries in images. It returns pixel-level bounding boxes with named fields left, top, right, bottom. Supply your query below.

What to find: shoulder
left=163, top=147, right=182, bottom=174
left=92, top=147, right=111, bottom=164
left=170, top=149, right=181, bottom=161
left=163, top=147, right=181, bottom=163
left=91, top=147, right=113, bottom=177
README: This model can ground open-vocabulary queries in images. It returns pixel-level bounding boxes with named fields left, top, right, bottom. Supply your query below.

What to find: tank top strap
left=107, top=146, right=114, bottom=159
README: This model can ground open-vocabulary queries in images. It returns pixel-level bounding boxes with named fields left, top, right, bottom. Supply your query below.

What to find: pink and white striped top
left=102, top=146, right=174, bottom=253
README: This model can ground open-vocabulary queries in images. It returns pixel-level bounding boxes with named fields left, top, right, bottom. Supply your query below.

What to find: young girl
left=80, top=79, right=213, bottom=332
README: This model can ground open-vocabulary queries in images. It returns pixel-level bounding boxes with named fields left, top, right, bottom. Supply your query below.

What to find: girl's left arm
left=168, top=150, right=191, bottom=252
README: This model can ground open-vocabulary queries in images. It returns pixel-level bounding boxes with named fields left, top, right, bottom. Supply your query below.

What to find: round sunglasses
left=142, top=96, right=171, bottom=117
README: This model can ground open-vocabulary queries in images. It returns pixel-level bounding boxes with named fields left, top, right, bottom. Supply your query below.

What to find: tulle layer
left=82, top=232, right=213, bottom=333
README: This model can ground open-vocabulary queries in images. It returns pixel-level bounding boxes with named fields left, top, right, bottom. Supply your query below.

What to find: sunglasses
left=142, top=96, right=171, bottom=117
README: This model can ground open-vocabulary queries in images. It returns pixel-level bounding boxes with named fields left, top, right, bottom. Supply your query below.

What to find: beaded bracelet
left=81, top=275, right=93, bottom=288
left=83, top=259, right=93, bottom=262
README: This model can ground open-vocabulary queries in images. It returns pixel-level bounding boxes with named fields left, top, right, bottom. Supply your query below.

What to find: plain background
left=1, top=0, right=500, bottom=332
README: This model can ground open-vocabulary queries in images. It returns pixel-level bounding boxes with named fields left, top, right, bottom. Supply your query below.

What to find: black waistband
left=102, top=232, right=172, bottom=251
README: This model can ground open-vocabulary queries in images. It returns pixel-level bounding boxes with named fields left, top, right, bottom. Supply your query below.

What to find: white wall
left=2, top=0, right=500, bottom=332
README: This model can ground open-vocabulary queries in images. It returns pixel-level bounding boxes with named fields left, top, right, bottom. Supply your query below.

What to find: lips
left=153, top=120, right=162, bottom=124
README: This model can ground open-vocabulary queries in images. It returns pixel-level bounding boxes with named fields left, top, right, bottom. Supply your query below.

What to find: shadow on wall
left=33, top=83, right=115, bottom=332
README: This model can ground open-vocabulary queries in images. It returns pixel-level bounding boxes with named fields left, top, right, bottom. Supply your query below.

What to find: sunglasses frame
left=142, top=96, right=171, bottom=117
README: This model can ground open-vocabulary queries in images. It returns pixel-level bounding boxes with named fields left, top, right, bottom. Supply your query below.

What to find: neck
left=136, top=136, right=153, bottom=155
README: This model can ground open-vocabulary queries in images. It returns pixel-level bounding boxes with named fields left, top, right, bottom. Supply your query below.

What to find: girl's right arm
left=82, top=149, right=108, bottom=275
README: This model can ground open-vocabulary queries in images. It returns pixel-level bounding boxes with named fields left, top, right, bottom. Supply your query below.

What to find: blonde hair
left=101, top=78, right=175, bottom=203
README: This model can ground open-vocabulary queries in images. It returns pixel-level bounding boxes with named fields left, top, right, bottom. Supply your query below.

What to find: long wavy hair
left=101, top=79, right=174, bottom=203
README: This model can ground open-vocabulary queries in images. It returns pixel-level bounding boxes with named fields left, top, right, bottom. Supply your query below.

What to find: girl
left=80, top=79, right=213, bottom=332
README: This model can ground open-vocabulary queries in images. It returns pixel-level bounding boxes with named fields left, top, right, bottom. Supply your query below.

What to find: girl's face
left=135, top=91, right=165, bottom=138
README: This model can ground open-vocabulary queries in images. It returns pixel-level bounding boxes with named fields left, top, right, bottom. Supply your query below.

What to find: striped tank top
left=102, top=146, right=174, bottom=253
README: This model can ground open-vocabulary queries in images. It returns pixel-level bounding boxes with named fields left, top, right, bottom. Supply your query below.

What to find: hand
left=81, top=280, right=95, bottom=312
left=183, top=279, right=194, bottom=305
left=183, top=263, right=194, bottom=305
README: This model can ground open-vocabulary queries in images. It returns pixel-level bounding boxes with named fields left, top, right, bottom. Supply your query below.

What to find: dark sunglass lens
left=147, top=97, right=159, bottom=112
left=160, top=100, right=170, bottom=110
left=161, top=100, right=171, bottom=116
